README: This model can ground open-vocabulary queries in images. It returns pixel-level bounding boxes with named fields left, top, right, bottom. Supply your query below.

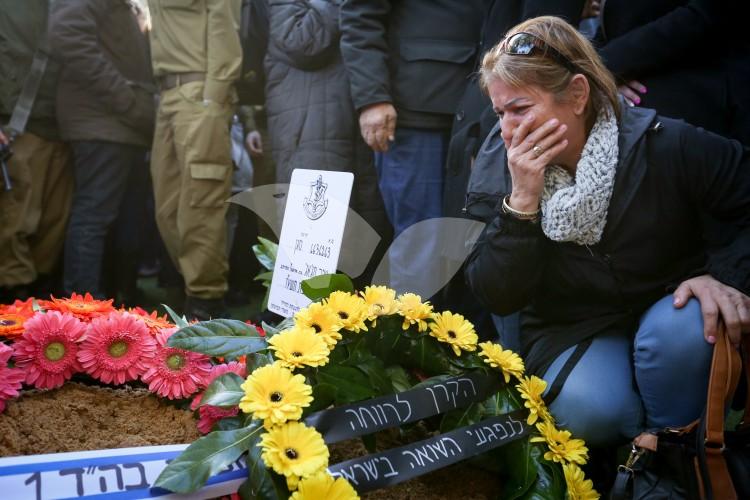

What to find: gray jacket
left=265, top=0, right=360, bottom=182
left=264, top=0, right=391, bottom=283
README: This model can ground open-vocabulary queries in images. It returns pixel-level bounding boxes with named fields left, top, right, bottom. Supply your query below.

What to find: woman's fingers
left=536, top=137, right=568, bottom=164
left=618, top=84, right=640, bottom=106
left=510, top=114, right=535, bottom=149
left=533, top=123, right=568, bottom=156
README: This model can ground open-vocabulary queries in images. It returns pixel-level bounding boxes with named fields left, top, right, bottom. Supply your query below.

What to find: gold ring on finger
left=532, top=144, right=544, bottom=157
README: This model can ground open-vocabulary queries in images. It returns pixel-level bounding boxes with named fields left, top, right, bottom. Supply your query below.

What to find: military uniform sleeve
left=339, top=0, right=392, bottom=111
left=204, top=0, right=243, bottom=103
left=48, top=0, right=135, bottom=114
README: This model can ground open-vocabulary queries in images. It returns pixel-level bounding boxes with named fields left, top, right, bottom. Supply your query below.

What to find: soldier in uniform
left=148, top=0, right=243, bottom=319
left=0, top=0, right=73, bottom=302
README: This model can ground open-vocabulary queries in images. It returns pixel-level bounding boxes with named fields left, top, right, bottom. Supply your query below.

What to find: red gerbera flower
left=0, top=343, right=25, bottom=413
left=141, top=329, right=211, bottom=400
left=127, top=307, right=174, bottom=334
left=190, top=361, right=246, bottom=434
left=44, top=293, right=114, bottom=321
left=13, top=311, right=86, bottom=389
left=78, top=312, right=157, bottom=385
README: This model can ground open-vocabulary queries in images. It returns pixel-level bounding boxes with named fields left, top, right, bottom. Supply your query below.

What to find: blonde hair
left=480, top=16, right=620, bottom=122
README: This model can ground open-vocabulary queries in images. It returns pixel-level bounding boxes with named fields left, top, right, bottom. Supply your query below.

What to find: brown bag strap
left=703, top=325, right=742, bottom=500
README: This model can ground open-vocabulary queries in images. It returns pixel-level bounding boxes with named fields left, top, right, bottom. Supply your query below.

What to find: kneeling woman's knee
left=635, top=296, right=712, bottom=368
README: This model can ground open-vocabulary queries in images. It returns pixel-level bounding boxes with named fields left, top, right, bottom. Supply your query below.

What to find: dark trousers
left=63, top=141, right=146, bottom=298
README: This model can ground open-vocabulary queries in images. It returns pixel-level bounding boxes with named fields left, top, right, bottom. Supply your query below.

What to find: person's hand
left=503, top=113, right=568, bottom=212
left=245, top=130, right=263, bottom=157
left=618, top=80, right=647, bottom=107
left=673, top=274, right=750, bottom=346
left=0, top=129, right=8, bottom=145
left=359, top=102, right=397, bottom=152
left=581, top=0, right=601, bottom=19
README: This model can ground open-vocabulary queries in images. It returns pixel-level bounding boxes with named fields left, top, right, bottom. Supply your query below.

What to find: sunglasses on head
left=501, top=32, right=583, bottom=75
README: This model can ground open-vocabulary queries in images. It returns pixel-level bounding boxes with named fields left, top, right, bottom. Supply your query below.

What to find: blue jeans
left=63, top=141, right=146, bottom=298
left=543, top=295, right=714, bottom=447
left=374, top=128, right=448, bottom=295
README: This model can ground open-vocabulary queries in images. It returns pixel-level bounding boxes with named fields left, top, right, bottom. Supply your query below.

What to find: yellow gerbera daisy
left=260, top=421, right=329, bottom=479
left=324, top=291, right=369, bottom=333
left=294, top=302, right=343, bottom=346
left=530, top=421, right=589, bottom=465
left=478, top=341, right=525, bottom=382
left=360, top=286, right=398, bottom=326
left=428, top=311, right=478, bottom=356
left=563, top=463, right=600, bottom=500
left=268, top=327, right=330, bottom=369
left=516, top=375, right=551, bottom=425
left=290, top=471, right=359, bottom=500
left=397, top=293, right=433, bottom=332
left=239, top=363, right=313, bottom=428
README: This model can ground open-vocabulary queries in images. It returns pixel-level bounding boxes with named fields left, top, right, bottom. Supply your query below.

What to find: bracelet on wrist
left=501, top=195, right=540, bottom=221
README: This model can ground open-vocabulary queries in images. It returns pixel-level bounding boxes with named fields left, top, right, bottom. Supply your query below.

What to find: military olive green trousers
left=0, top=132, right=73, bottom=287
left=151, top=81, right=234, bottom=299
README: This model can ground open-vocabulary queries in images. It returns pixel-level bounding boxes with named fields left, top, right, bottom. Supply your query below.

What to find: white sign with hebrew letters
left=268, top=169, right=354, bottom=317
left=0, top=444, right=246, bottom=499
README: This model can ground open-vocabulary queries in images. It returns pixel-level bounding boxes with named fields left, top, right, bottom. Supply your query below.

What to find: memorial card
left=268, top=169, right=354, bottom=317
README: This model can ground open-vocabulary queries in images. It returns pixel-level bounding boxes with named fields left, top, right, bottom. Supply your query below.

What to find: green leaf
left=167, top=319, right=267, bottom=360
left=200, top=373, right=245, bottom=408
left=254, top=271, right=274, bottom=282
left=155, top=424, right=262, bottom=493
left=252, top=237, right=278, bottom=271
left=385, top=365, right=413, bottom=393
left=344, top=341, right=393, bottom=395
left=317, top=365, right=375, bottom=403
left=214, top=416, right=243, bottom=431
left=300, top=273, right=353, bottom=301
left=306, top=382, right=337, bottom=413
left=163, top=303, right=188, bottom=328
left=247, top=351, right=275, bottom=373
left=240, top=432, right=289, bottom=500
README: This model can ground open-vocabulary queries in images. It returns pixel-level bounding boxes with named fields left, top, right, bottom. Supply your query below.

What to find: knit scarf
left=540, top=107, right=619, bottom=245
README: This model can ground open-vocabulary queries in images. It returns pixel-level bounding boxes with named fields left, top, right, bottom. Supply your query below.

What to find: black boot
left=183, top=296, right=231, bottom=322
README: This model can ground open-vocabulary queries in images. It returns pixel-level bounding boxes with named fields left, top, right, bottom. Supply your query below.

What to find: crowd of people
left=1, top=0, right=750, bottom=494
left=1, top=0, right=747, bottom=317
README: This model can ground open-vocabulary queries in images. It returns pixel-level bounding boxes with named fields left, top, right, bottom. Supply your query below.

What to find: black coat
left=596, top=0, right=750, bottom=144
left=443, top=0, right=585, bottom=218
left=464, top=104, right=750, bottom=375
left=339, top=0, right=484, bottom=130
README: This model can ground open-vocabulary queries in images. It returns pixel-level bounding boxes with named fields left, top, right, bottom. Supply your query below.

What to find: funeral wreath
left=152, top=275, right=599, bottom=499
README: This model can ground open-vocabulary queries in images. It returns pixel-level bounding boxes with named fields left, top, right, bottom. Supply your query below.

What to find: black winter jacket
left=464, top=105, right=750, bottom=375
left=339, top=0, right=484, bottom=130
left=596, top=0, right=750, bottom=144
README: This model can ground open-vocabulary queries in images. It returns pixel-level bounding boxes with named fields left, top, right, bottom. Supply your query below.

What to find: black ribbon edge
left=326, top=408, right=531, bottom=493
left=304, top=371, right=504, bottom=443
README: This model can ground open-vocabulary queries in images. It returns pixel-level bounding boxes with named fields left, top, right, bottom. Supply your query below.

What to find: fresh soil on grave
left=0, top=383, right=200, bottom=456
left=0, top=384, right=499, bottom=499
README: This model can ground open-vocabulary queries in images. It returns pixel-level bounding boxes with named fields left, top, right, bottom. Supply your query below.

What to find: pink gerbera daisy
left=78, top=312, right=157, bottom=385
left=190, top=361, right=246, bottom=434
left=12, top=311, right=86, bottom=389
left=0, top=343, right=25, bottom=413
left=141, top=329, right=211, bottom=399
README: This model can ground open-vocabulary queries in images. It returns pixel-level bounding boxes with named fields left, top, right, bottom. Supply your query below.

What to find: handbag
left=611, top=328, right=750, bottom=500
